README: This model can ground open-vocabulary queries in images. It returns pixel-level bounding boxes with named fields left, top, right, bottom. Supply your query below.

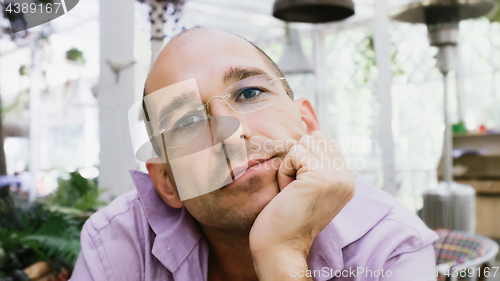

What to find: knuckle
left=311, top=130, right=322, bottom=138
left=299, top=135, right=311, bottom=142
left=299, top=135, right=314, bottom=146
left=290, top=144, right=304, bottom=154
left=288, top=145, right=307, bottom=164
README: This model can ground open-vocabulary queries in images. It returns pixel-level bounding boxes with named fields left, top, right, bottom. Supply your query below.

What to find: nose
left=204, top=96, right=252, bottom=141
left=203, top=96, right=244, bottom=151
left=206, top=96, right=233, bottom=117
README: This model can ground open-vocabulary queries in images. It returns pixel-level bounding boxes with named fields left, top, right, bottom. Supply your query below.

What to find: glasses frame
left=149, top=76, right=287, bottom=142
left=197, top=76, right=286, bottom=112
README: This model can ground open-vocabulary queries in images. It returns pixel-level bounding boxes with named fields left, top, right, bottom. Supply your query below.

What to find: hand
left=249, top=131, right=355, bottom=279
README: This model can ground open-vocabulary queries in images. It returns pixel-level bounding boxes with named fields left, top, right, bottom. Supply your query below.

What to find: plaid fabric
left=434, top=229, right=494, bottom=267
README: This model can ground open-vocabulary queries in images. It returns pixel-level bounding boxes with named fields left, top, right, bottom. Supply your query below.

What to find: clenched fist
left=250, top=131, right=355, bottom=281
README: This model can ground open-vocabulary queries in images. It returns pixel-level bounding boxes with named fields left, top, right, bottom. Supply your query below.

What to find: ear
left=294, top=98, right=320, bottom=135
left=146, top=158, right=183, bottom=209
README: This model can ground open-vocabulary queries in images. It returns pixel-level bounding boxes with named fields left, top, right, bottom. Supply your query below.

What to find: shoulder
left=84, top=190, right=146, bottom=237
left=76, top=191, right=154, bottom=281
left=82, top=191, right=154, bottom=269
left=82, top=191, right=154, bottom=261
left=75, top=171, right=187, bottom=280
left=332, top=180, right=438, bottom=257
left=308, top=180, right=438, bottom=274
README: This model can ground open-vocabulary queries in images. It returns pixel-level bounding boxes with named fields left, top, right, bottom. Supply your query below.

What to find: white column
left=313, top=28, right=329, bottom=136
left=99, top=0, right=136, bottom=201
left=489, top=24, right=499, bottom=125
left=455, top=43, right=465, bottom=122
left=29, top=44, right=41, bottom=201
left=373, top=0, right=397, bottom=196
left=442, top=73, right=453, bottom=186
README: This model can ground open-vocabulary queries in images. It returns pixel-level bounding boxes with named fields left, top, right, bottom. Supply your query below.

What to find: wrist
left=252, top=247, right=311, bottom=281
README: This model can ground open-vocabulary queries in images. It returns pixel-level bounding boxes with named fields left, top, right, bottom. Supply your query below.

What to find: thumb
left=277, top=169, right=295, bottom=191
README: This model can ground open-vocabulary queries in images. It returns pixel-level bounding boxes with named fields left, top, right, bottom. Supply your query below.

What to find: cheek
left=249, top=101, right=304, bottom=139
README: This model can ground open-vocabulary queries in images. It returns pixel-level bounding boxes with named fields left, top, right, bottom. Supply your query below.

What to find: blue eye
left=238, top=88, right=262, bottom=100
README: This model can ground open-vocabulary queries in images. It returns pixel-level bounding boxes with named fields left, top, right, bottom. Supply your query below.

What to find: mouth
left=221, top=156, right=276, bottom=189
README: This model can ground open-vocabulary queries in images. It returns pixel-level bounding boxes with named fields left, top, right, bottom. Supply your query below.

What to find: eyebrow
left=156, top=90, right=199, bottom=123
left=223, top=66, right=267, bottom=84
left=150, top=67, right=267, bottom=123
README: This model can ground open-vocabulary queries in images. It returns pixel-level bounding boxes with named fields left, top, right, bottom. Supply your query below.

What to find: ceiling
left=38, top=0, right=422, bottom=45
left=0, top=0, right=423, bottom=101
left=181, top=0, right=420, bottom=42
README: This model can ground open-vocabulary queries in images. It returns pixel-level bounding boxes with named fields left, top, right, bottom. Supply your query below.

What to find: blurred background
left=0, top=0, right=500, bottom=279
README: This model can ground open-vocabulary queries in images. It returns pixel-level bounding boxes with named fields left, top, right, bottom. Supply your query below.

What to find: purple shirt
left=71, top=170, right=438, bottom=281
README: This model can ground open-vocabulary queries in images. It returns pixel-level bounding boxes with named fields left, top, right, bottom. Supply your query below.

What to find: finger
left=311, top=130, right=330, bottom=151
left=311, top=130, right=331, bottom=151
left=277, top=144, right=315, bottom=191
left=312, top=131, right=349, bottom=170
left=311, top=130, right=339, bottom=157
left=298, top=134, right=326, bottom=159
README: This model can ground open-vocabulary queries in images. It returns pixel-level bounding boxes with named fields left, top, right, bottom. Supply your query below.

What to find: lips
left=221, top=157, right=275, bottom=189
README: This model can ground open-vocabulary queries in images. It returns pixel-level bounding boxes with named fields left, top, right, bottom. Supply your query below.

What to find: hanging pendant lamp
left=272, top=0, right=355, bottom=23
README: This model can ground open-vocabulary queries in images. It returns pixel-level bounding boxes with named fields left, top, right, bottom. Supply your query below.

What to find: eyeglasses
left=197, top=75, right=286, bottom=113
left=151, top=74, right=286, bottom=148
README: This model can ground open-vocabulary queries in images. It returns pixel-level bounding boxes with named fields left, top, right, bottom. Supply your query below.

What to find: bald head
left=144, top=27, right=293, bottom=99
left=142, top=27, right=295, bottom=157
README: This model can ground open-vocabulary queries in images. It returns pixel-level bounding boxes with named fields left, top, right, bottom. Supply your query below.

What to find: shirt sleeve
left=337, top=217, right=439, bottom=281
left=379, top=244, right=437, bottom=281
left=70, top=222, right=109, bottom=281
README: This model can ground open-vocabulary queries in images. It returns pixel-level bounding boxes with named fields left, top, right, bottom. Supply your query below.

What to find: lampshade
left=272, top=0, right=355, bottom=23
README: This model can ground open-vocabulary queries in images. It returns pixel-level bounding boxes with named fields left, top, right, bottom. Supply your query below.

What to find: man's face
left=145, top=30, right=308, bottom=233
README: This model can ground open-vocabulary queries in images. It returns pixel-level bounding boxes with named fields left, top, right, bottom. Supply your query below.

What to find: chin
left=186, top=171, right=280, bottom=233
left=221, top=176, right=279, bottom=217
left=223, top=180, right=279, bottom=233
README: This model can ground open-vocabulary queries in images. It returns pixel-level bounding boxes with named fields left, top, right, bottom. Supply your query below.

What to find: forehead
left=145, top=30, right=274, bottom=99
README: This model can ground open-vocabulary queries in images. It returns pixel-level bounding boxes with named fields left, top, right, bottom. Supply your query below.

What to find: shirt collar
left=130, top=171, right=393, bottom=278
left=129, top=170, right=202, bottom=273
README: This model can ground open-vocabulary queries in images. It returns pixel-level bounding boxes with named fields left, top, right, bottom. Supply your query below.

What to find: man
left=71, top=27, right=438, bottom=281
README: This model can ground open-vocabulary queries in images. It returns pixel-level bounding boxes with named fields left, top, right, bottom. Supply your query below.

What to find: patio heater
left=392, top=0, right=498, bottom=232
